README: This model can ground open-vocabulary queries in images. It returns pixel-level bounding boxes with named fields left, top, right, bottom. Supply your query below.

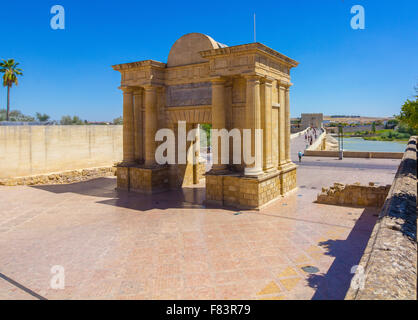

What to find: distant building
left=301, top=113, right=323, bottom=129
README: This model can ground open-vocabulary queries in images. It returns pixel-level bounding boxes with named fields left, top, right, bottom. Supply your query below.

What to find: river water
left=339, top=137, right=407, bottom=152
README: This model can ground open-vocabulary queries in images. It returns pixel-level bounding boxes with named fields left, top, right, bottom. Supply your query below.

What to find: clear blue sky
left=0, top=0, right=417, bottom=121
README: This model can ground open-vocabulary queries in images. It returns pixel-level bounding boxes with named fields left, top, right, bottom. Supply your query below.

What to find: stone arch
left=166, top=107, right=212, bottom=125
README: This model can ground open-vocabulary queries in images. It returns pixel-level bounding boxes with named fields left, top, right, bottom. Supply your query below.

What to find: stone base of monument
left=205, top=164, right=297, bottom=210
left=168, top=162, right=206, bottom=189
left=278, top=162, right=298, bottom=195
left=116, top=165, right=169, bottom=194
left=116, top=161, right=206, bottom=194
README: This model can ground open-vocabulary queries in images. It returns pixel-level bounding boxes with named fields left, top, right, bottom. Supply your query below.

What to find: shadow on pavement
left=97, top=185, right=207, bottom=211
left=32, top=176, right=208, bottom=212
left=306, top=207, right=379, bottom=300
left=31, top=177, right=117, bottom=198
left=0, top=272, right=47, bottom=300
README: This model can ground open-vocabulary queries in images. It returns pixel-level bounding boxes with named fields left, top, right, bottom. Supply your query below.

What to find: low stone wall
left=0, top=166, right=116, bottom=186
left=325, top=134, right=339, bottom=151
left=345, top=137, right=417, bottom=300
left=317, top=182, right=391, bottom=207
left=290, top=127, right=309, bottom=140
left=306, top=131, right=326, bottom=151
left=305, top=150, right=404, bottom=159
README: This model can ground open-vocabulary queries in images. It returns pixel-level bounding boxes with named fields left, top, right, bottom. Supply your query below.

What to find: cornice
left=199, top=43, right=299, bottom=68
left=112, top=59, right=167, bottom=71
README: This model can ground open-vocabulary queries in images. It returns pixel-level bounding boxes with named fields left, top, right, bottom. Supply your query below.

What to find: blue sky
left=0, top=0, right=417, bottom=121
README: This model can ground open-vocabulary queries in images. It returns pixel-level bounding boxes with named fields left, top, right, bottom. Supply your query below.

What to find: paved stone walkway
left=0, top=136, right=401, bottom=300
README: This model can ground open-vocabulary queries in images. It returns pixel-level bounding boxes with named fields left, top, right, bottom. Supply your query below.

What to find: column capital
left=243, top=74, right=262, bottom=82
left=210, top=76, right=227, bottom=85
left=278, top=80, right=293, bottom=89
left=132, top=87, right=143, bottom=95
left=260, top=76, right=274, bottom=86
left=143, top=84, right=159, bottom=92
left=119, top=86, right=134, bottom=93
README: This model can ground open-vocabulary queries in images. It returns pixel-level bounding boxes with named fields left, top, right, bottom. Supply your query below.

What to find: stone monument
left=112, top=33, right=299, bottom=209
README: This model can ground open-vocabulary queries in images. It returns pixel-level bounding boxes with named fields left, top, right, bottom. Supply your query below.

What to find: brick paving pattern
left=0, top=135, right=401, bottom=299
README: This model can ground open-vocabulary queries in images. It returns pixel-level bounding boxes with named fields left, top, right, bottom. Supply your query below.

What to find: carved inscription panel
left=166, top=82, right=212, bottom=107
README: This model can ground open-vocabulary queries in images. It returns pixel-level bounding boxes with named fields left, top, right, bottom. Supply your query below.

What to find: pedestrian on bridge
left=298, top=151, right=303, bottom=162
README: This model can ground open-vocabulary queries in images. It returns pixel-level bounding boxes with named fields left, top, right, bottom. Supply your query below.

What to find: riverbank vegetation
left=340, top=86, right=417, bottom=141
left=343, top=128, right=411, bottom=141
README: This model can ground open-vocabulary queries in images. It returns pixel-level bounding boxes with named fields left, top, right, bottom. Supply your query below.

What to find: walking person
left=298, top=151, right=303, bottom=163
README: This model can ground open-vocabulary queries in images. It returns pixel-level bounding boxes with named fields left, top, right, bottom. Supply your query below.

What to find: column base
left=116, top=164, right=169, bottom=194
left=244, top=166, right=264, bottom=177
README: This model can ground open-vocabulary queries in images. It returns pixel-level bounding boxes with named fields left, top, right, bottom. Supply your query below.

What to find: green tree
left=371, top=122, right=376, bottom=133
left=113, top=116, right=123, bottom=125
left=35, top=112, right=50, bottom=122
left=71, top=116, right=83, bottom=124
left=0, top=109, right=34, bottom=122
left=200, top=123, right=212, bottom=148
left=385, top=119, right=399, bottom=129
left=60, top=115, right=84, bottom=125
left=60, top=115, right=72, bottom=125
left=0, top=59, right=23, bottom=121
left=397, top=98, right=418, bottom=132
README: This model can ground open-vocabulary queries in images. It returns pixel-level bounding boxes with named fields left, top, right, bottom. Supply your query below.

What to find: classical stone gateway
left=112, top=33, right=299, bottom=209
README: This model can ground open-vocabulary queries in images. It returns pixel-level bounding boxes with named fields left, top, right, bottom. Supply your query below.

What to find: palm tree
left=0, top=59, right=23, bottom=121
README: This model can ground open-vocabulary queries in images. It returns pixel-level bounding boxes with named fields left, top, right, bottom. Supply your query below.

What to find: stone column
left=122, top=86, right=135, bottom=163
left=144, top=85, right=158, bottom=167
left=211, top=78, right=227, bottom=171
left=133, top=88, right=143, bottom=163
left=260, top=78, right=274, bottom=172
left=278, top=83, right=286, bottom=167
left=285, top=85, right=292, bottom=163
left=244, top=76, right=263, bottom=176
left=193, top=123, right=200, bottom=184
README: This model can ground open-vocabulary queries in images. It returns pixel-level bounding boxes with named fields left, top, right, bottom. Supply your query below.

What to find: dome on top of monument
left=167, top=33, right=227, bottom=67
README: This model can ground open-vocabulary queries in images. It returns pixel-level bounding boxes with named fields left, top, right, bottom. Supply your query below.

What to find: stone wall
left=345, top=137, right=417, bottom=300
left=317, top=182, right=391, bottom=207
left=0, top=125, right=123, bottom=179
left=325, top=134, right=339, bottom=151
left=0, top=166, right=116, bottom=186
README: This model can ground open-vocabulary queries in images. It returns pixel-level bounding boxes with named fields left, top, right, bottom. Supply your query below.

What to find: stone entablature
left=112, top=33, right=299, bottom=209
